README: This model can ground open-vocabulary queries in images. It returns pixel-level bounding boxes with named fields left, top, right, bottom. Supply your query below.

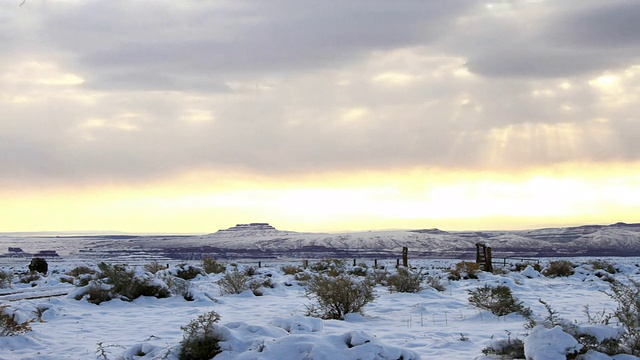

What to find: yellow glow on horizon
left=1, top=162, right=639, bottom=233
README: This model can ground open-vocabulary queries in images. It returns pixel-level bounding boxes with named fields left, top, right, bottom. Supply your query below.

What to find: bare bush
left=0, top=270, right=13, bottom=289
left=281, top=265, right=303, bottom=275
left=175, top=264, right=202, bottom=280
left=217, top=268, right=251, bottom=295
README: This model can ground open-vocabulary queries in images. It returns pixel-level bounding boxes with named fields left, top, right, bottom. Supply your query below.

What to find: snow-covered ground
left=1, top=257, right=639, bottom=359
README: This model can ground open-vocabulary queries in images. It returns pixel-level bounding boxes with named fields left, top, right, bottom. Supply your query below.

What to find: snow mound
left=272, top=314, right=324, bottom=333
left=524, top=325, right=582, bottom=359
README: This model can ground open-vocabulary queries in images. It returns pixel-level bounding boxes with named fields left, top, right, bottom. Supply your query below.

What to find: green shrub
left=543, top=259, right=575, bottom=277
left=305, top=273, right=375, bottom=320
left=468, top=284, right=530, bottom=317
left=28, top=257, right=48, bottom=274
left=179, top=311, right=222, bottom=360
left=1, top=305, right=31, bottom=336
left=387, top=267, right=424, bottom=293
left=449, top=261, right=481, bottom=280
left=202, top=258, right=226, bottom=274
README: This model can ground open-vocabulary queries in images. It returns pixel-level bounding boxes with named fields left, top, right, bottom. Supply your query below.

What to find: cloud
left=1, top=0, right=640, bottom=187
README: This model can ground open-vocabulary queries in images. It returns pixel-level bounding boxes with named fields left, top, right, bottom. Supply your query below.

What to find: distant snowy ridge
left=2, top=222, right=640, bottom=260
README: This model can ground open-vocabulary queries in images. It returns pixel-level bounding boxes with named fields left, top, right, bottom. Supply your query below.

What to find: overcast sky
left=1, top=0, right=639, bottom=233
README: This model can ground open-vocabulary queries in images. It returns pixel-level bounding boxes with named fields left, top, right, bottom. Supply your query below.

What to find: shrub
left=0, top=305, right=31, bottom=336
left=468, top=284, right=530, bottom=317
left=310, top=259, right=346, bottom=277
left=281, top=265, right=303, bottom=275
left=588, top=260, right=617, bottom=274
left=449, top=261, right=481, bottom=280
left=349, top=266, right=369, bottom=277
left=543, top=260, right=575, bottom=277
left=175, top=264, right=202, bottom=280
left=179, top=311, right=222, bottom=360
left=305, top=273, right=375, bottom=320
left=19, top=272, right=41, bottom=284
left=143, top=261, right=168, bottom=274
left=387, top=267, right=424, bottom=293
left=67, top=266, right=96, bottom=277
left=512, top=262, right=542, bottom=273
left=482, top=332, right=524, bottom=359
left=28, top=257, right=48, bottom=274
left=202, top=258, right=226, bottom=274
left=162, top=275, right=192, bottom=300
left=0, top=271, right=13, bottom=289
left=78, top=262, right=170, bottom=304
left=426, top=275, right=445, bottom=292
left=607, top=278, right=640, bottom=355
left=217, top=268, right=251, bottom=295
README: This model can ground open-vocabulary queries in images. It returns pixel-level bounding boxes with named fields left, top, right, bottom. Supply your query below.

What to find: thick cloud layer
left=1, top=0, right=639, bottom=185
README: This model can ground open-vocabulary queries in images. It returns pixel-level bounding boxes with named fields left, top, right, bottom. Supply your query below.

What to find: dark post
left=353, top=259, right=356, bottom=266
left=486, top=247, right=493, bottom=272
left=402, top=246, right=408, bottom=267
left=374, top=259, right=378, bottom=269
left=396, top=259, right=400, bottom=268
left=258, top=261, right=262, bottom=268
left=303, top=259, right=308, bottom=269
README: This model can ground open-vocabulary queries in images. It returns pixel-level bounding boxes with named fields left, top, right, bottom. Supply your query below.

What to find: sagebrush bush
left=607, top=278, right=640, bottom=355
left=175, top=264, right=202, bottom=280
left=426, top=275, right=445, bottom=292
left=162, top=274, right=192, bottom=300
left=0, top=271, right=13, bottom=289
left=310, top=259, right=346, bottom=277
left=0, top=305, right=31, bottom=336
left=202, top=258, right=226, bottom=274
left=217, top=268, right=251, bottom=295
left=28, top=257, right=48, bottom=274
left=449, top=261, right=481, bottom=280
left=179, top=311, right=222, bottom=360
left=512, top=262, right=542, bottom=273
left=143, top=261, right=168, bottom=274
left=305, top=273, right=375, bottom=320
left=468, top=284, right=530, bottom=317
left=67, top=265, right=96, bottom=277
left=20, top=272, right=41, bottom=284
left=543, top=259, right=575, bottom=277
left=588, top=260, right=617, bottom=274
left=482, top=334, right=525, bottom=359
left=387, top=267, right=424, bottom=293
left=281, top=265, right=303, bottom=275
left=78, top=262, right=170, bottom=304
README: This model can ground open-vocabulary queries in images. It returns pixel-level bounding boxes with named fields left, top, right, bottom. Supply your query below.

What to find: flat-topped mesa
left=218, top=223, right=277, bottom=232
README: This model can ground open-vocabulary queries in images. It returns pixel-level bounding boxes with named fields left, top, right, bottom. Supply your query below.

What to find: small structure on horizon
left=475, top=243, right=493, bottom=272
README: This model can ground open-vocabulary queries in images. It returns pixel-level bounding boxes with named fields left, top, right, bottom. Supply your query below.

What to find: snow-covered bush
left=386, top=267, right=424, bottom=293
left=468, top=284, right=531, bottom=317
left=143, top=261, right=167, bottom=274
left=202, top=257, right=226, bottom=274
left=607, top=278, right=640, bottom=355
left=305, top=273, right=375, bottom=320
left=179, top=311, right=222, bottom=360
left=482, top=331, right=525, bottom=358
left=543, top=259, right=575, bottom=277
left=0, top=305, right=31, bottom=336
left=75, top=262, right=170, bottom=304
left=426, top=275, right=445, bottom=292
left=175, top=263, right=202, bottom=280
left=449, top=261, right=480, bottom=280
left=281, top=264, right=303, bottom=275
left=0, top=270, right=13, bottom=289
left=310, top=259, right=347, bottom=277
left=217, top=268, right=252, bottom=295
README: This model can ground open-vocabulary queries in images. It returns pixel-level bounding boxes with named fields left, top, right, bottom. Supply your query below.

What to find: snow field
left=0, top=258, right=639, bottom=359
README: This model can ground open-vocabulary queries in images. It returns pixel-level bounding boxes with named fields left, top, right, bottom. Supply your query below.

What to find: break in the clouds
left=1, top=0, right=640, bottom=185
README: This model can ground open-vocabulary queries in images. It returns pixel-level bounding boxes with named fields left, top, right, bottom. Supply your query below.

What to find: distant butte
left=217, top=223, right=277, bottom=232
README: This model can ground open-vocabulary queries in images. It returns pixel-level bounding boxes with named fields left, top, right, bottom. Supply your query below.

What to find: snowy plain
left=1, top=257, right=640, bottom=360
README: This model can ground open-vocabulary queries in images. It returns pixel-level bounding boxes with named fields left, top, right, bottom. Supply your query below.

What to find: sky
left=1, top=0, right=640, bottom=234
